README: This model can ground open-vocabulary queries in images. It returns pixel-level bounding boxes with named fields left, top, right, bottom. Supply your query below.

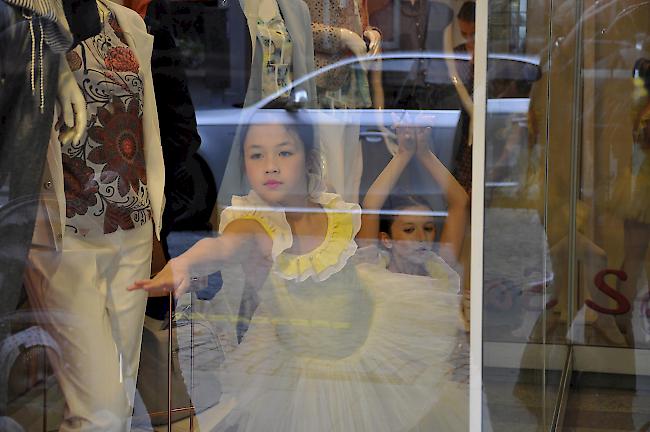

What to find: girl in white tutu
left=357, top=122, right=470, bottom=430
left=129, top=116, right=464, bottom=431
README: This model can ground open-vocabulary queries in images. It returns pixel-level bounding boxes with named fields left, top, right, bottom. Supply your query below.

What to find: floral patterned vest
left=61, top=11, right=151, bottom=236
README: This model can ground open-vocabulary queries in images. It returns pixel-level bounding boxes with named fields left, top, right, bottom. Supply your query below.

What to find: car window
left=487, top=58, right=541, bottom=98
left=258, top=56, right=468, bottom=111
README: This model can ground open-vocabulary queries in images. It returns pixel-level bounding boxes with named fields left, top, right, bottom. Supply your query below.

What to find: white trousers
left=26, top=223, right=152, bottom=431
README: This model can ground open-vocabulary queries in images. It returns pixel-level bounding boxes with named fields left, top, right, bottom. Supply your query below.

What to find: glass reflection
left=129, top=115, right=469, bottom=431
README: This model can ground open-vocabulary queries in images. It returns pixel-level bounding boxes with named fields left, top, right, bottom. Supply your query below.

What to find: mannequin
left=238, top=0, right=316, bottom=106
left=305, top=0, right=380, bottom=108
left=303, top=0, right=383, bottom=203
left=24, top=0, right=165, bottom=429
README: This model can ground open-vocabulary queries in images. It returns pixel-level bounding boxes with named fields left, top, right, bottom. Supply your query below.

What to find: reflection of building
left=488, top=0, right=527, bottom=53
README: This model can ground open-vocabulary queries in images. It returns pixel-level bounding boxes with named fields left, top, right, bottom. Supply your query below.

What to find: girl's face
left=243, top=124, right=309, bottom=205
left=380, top=205, right=436, bottom=265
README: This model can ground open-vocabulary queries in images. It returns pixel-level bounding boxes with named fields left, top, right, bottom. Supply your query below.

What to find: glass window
left=0, top=0, right=475, bottom=430
left=482, top=0, right=650, bottom=431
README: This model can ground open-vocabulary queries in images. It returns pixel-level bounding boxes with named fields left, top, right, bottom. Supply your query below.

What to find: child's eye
left=249, top=153, right=262, bottom=160
left=279, top=151, right=293, bottom=157
left=403, top=227, right=415, bottom=234
left=424, top=226, right=435, bottom=232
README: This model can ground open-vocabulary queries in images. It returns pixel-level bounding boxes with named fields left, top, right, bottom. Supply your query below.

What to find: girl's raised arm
left=357, top=126, right=415, bottom=241
left=128, top=219, right=270, bottom=298
left=415, top=129, right=469, bottom=260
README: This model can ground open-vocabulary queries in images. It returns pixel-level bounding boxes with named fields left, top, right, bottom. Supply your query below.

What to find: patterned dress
left=61, top=9, right=151, bottom=236
left=305, top=0, right=371, bottom=108
left=256, top=11, right=293, bottom=98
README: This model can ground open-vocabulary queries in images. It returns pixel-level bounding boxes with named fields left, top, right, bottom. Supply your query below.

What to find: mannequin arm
left=310, top=0, right=375, bottom=57
left=56, top=56, right=86, bottom=145
left=339, top=28, right=368, bottom=57
left=370, top=63, right=384, bottom=109
left=363, top=28, right=381, bottom=55
left=312, top=24, right=370, bottom=58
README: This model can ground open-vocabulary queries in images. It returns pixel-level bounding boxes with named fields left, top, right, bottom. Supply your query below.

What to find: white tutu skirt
left=208, top=263, right=467, bottom=432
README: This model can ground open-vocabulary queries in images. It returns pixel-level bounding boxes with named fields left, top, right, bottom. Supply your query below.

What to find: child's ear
left=379, top=231, right=393, bottom=249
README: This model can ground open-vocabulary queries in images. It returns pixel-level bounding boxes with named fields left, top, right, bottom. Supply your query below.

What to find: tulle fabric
left=205, top=192, right=466, bottom=431
left=214, top=264, right=464, bottom=432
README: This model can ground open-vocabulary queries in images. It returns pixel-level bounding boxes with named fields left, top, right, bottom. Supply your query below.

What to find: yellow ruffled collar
left=219, top=191, right=361, bottom=282
left=275, top=193, right=361, bottom=282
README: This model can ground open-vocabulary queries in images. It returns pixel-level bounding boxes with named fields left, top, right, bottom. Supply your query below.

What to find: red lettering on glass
left=586, top=269, right=630, bottom=315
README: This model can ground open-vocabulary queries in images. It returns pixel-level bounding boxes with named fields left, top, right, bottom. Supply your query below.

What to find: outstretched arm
left=357, top=126, right=415, bottom=241
left=128, top=219, right=270, bottom=298
left=415, top=129, right=469, bottom=260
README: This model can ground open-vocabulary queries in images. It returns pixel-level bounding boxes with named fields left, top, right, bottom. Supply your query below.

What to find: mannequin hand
left=128, top=258, right=193, bottom=299
left=340, top=28, right=368, bottom=58
left=56, top=57, right=86, bottom=145
left=363, top=29, right=381, bottom=56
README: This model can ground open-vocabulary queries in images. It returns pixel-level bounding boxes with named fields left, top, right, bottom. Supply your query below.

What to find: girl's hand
left=415, top=126, right=434, bottom=158
left=392, top=113, right=416, bottom=158
left=414, top=114, right=435, bottom=157
left=128, top=258, right=192, bottom=299
left=396, top=127, right=417, bottom=157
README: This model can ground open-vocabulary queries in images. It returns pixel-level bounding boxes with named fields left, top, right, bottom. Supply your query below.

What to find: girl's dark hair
left=379, top=193, right=435, bottom=236
left=634, top=58, right=650, bottom=92
left=238, top=113, right=321, bottom=179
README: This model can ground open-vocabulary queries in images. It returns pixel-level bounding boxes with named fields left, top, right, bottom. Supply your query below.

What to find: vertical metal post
left=189, top=297, right=194, bottom=432
left=168, top=293, right=173, bottom=430
left=470, top=0, right=488, bottom=430
left=42, top=347, right=47, bottom=432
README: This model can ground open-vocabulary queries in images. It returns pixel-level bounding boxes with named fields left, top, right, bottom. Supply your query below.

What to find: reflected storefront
left=0, top=0, right=649, bottom=430
left=481, top=0, right=650, bottom=430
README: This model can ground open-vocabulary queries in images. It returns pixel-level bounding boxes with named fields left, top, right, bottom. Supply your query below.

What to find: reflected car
left=195, top=51, right=541, bottom=213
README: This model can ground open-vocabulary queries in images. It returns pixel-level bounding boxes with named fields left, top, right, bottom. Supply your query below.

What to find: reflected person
left=130, top=117, right=463, bottom=432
